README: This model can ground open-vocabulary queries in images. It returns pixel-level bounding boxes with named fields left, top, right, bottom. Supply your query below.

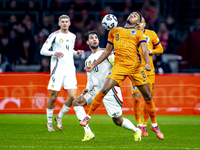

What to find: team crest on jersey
left=145, top=36, right=150, bottom=42
left=130, top=30, right=136, bottom=36
left=108, top=72, right=112, bottom=76
left=51, top=84, right=54, bottom=88
left=88, top=61, right=92, bottom=65
left=59, top=38, right=63, bottom=43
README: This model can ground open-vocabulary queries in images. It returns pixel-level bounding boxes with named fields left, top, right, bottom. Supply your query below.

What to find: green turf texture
left=0, top=114, right=199, bottom=150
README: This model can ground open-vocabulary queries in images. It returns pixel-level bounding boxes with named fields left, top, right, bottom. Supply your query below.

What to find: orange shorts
left=132, top=73, right=155, bottom=95
left=106, top=63, right=149, bottom=87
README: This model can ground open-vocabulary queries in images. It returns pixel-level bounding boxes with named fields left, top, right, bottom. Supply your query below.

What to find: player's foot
left=134, top=129, right=141, bottom=141
left=54, top=115, right=62, bottom=130
left=150, top=125, right=164, bottom=140
left=141, top=126, right=148, bottom=136
left=46, top=123, right=55, bottom=132
left=82, top=132, right=95, bottom=141
left=80, top=116, right=90, bottom=127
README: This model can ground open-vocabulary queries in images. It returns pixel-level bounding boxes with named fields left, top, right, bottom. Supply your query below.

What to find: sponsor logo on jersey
left=130, top=30, right=136, bottom=36
left=59, top=38, right=63, bottom=43
left=132, top=86, right=136, bottom=91
left=146, top=36, right=150, bottom=42
left=71, top=39, right=73, bottom=43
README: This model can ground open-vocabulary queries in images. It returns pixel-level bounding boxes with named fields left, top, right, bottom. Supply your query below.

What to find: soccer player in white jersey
left=66, top=31, right=140, bottom=141
left=40, top=14, right=84, bottom=131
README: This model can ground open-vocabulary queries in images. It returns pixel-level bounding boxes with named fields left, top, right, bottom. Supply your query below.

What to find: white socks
left=74, top=106, right=92, bottom=133
left=151, top=123, right=158, bottom=128
left=121, top=118, right=139, bottom=133
left=47, top=108, right=54, bottom=123
left=58, top=104, right=70, bottom=118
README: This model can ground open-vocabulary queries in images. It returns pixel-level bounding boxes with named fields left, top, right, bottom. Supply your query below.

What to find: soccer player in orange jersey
left=80, top=12, right=164, bottom=140
left=132, top=17, right=164, bottom=138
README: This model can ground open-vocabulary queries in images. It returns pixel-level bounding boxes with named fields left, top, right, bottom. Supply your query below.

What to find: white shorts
left=84, top=87, right=123, bottom=118
left=47, top=67, right=77, bottom=91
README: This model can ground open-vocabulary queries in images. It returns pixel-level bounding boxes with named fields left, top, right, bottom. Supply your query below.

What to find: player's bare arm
left=140, top=43, right=151, bottom=71
left=84, top=43, right=114, bottom=72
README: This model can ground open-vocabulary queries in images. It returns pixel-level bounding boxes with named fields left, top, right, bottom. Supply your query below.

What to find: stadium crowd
left=0, top=0, right=200, bottom=73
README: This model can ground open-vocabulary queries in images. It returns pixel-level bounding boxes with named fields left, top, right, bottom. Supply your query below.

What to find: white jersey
left=40, top=30, right=77, bottom=75
left=85, top=49, right=119, bottom=96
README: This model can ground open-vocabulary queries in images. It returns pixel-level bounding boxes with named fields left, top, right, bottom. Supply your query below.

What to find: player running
left=40, top=15, right=84, bottom=131
left=80, top=12, right=164, bottom=140
left=132, top=17, right=164, bottom=139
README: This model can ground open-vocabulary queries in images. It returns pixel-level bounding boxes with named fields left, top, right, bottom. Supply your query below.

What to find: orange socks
left=145, top=99, right=157, bottom=123
left=142, top=102, right=149, bottom=125
left=133, top=98, right=141, bottom=125
left=87, top=91, right=105, bottom=116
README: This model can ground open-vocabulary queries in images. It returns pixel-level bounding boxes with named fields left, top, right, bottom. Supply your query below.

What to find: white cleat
left=46, top=123, right=55, bottom=132
left=54, top=116, right=62, bottom=130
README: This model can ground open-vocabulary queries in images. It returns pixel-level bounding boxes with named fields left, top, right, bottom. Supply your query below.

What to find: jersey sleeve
left=151, top=31, right=164, bottom=54
left=138, top=30, right=147, bottom=45
left=40, top=33, right=56, bottom=56
left=107, top=29, right=115, bottom=45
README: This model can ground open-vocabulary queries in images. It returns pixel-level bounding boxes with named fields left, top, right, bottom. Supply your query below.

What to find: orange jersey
left=138, top=29, right=163, bottom=75
left=108, top=27, right=146, bottom=67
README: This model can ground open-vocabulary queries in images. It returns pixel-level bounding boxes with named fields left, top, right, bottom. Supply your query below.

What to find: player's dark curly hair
left=83, top=31, right=100, bottom=42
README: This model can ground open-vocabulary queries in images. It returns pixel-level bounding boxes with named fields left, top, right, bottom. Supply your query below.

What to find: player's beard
left=126, top=19, right=132, bottom=25
left=90, top=45, right=99, bottom=50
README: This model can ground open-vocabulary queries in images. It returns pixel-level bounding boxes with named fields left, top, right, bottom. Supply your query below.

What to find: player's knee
left=49, top=95, right=57, bottom=103
left=101, top=88, right=109, bottom=95
left=143, top=93, right=152, bottom=101
left=112, top=117, right=123, bottom=126
left=132, top=92, right=141, bottom=98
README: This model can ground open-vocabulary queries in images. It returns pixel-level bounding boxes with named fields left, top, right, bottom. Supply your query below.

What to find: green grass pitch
left=0, top=114, right=200, bottom=150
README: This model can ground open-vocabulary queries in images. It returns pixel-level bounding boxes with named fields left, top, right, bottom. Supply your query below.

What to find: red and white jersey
left=40, top=30, right=77, bottom=74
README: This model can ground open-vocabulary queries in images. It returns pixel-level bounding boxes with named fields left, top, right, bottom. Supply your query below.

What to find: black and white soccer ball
left=101, top=14, right=118, bottom=30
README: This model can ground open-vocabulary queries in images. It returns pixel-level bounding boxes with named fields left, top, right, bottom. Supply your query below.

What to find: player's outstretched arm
left=141, top=43, right=151, bottom=71
left=84, top=43, right=114, bottom=72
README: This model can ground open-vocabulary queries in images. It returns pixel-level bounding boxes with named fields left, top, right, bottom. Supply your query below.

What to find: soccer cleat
left=134, top=129, right=142, bottom=141
left=150, top=125, right=164, bottom=140
left=141, top=126, right=148, bottom=136
left=46, top=123, right=55, bottom=132
left=80, top=116, right=90, bottom=127
left=82, top=132, right=95, bottom=141
left=54, top=116, right=62, bottom=130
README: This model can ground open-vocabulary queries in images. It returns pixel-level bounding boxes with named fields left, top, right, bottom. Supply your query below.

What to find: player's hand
left=82, top=89, right=88, bottom=95
left=148, top=49, right=152, bottom=54
left=54, top=52, right=64, bottom=58
left=84, top=64, right=95, bottom=72
left=145, top=64, right=151, bottom=71
left=77, top=50, right=84, bottom=56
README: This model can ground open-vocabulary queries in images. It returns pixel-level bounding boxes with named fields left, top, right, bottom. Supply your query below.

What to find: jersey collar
left=123, top=26, right=135, bottom=29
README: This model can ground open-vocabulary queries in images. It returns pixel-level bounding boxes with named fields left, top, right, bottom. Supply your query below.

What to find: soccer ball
left=101, top=14, right=118, bottom=30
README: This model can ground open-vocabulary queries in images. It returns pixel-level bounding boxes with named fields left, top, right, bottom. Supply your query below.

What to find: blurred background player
left=132, top=17, right=164, bottom=139
left=72, top=31, right=141, bottom=141
left=80, top=11, right=163, bottom=140
left=40, top=15, right=84, bottom=131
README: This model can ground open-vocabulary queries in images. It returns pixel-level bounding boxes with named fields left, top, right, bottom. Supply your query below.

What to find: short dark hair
left=135, top=11, right=142, bottom=22
left=83, top=31, right=100, bottom=42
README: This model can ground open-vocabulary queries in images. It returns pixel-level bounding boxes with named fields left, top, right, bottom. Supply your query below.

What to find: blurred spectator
left=38, top=14, right=51, bottom=33
left=157, top=22, right=169, bottom=52
left=22, top=14, right=34, bottom=34
left=87, top=0, right=101, bottom=11
left=154, top=54, right=172, bottom=74
left=139, top=0, right=158, bottom=30
left=38, top=57, right=50, bottom=72
left=0, top=35, right=13, bottom=63
left=100, top=5, right=114, bottom=21
left=190, top=18, right=200, bottom=32
left=49, top=13, right=59, bottom=32
left=0, top=20, right=3, bottom=36
left=124, top=0, right=134, bottom=14
left=67, top=9, right=78, bottom=33
left=75, top=9, right=95, bottom=32
left=8, top=15, right=18, bottom=31
left=117, top=15, right=126, bottom=27
left=75, top=0, right=86, bottom=11
left=17, top=37, right=36, bottom=65
left=26, top=0, right=40, bottom=11
left=7, top=0, right=19, bottom=11
left=74, top=31, right=90, bottom=58
left=0, top=53, right=13, bottom=73
left=96, top=23, right=108, bottom=48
